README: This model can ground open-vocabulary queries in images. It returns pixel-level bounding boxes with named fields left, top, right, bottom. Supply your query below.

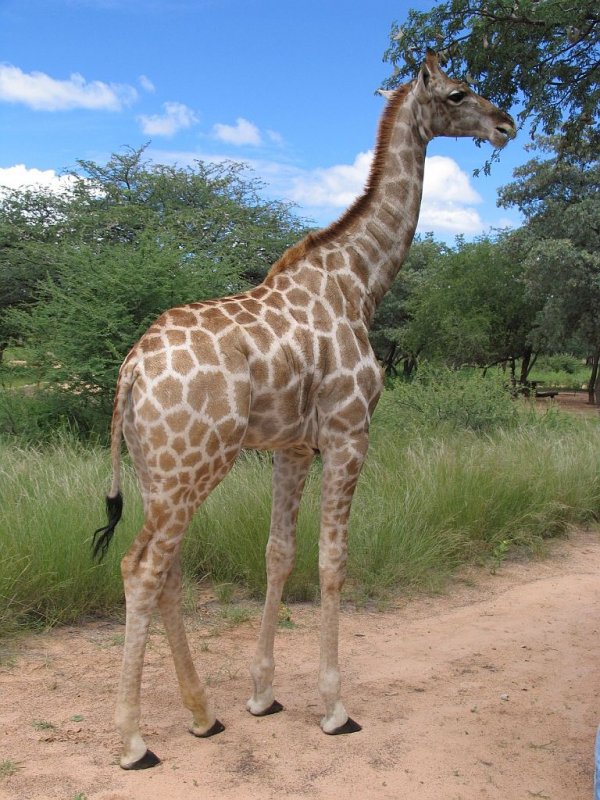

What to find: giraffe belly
left=242, top=393, right=319, bottom=451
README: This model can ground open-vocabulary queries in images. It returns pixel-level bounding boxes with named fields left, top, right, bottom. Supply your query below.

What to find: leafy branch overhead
left=383, top=0, right=600, bottom=150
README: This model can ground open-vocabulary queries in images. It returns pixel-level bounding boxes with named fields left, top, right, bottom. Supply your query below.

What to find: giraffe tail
left=92, top=357, right=135, bottom=562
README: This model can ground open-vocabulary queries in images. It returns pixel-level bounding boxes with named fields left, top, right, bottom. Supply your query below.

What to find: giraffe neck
left=267, top=83, right=430, bottom=328
left=326, top=89, right=429, bottom=324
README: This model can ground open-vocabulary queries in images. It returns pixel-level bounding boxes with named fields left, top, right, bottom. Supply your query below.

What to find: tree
left=370, top=235, right=449, bottom=376
left=400, top=234, right=538, bottom=375
left=383, top=1, right=600, bottom=153
left=498, top=137, right=600, bottom=403
left=0, top=186, right=76, bottom=359
left=1, top=148, right=309, bottom=437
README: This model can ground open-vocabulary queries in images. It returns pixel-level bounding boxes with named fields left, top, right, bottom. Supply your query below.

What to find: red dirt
left=1, top=529, right=600, bottom=800
left=536, top=389, right=599, bottom=417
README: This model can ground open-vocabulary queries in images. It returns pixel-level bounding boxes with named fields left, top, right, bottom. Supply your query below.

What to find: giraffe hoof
left=121, top=749, right=161, bottom=770
left=325, top=717, right=362, bottom=735
left=192, top=719, right=225, bottom=738
left=250, top=700, right=283, bottom=717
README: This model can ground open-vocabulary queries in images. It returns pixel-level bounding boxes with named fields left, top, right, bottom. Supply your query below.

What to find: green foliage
left=370, top=235, right=448, bottom=374
left=536, top=354, right=586, bottom=375
left=374, top=365, right=518, bottom=435
left=371, top=234, right=538, bottom=377
left=529, top=354, right=590, bottom=391
left=0, top=147, right=309, bottom=439
left=383, top=0, right=600, bottom=153
left=0, top=186, right=77, bottom=356
left=499, top=137, right=600, bottom=401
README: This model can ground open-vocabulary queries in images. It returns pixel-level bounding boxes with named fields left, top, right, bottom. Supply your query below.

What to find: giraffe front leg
left=158, top=552, right=224, bottom=738
left=318, top=435, right=367, bottom=735
left=247, top=447, right=314, bottom=716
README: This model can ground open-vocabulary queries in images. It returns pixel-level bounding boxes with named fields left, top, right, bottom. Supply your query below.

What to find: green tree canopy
left=400, top=234, right=538, bottom=375
left=1, top=148, right=309, bottom=437
left=498, top=136, right=600, bottom=401
left=383, top=1, right=600, bottom=152
left=370, top=235, right=449, bottom=376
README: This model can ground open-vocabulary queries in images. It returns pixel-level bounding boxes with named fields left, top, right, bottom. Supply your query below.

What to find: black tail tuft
left=92, top=492, right=123, bottom=562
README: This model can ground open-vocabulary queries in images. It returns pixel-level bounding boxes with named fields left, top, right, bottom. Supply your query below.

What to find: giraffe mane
left=266, top=81, right=414, bottom=279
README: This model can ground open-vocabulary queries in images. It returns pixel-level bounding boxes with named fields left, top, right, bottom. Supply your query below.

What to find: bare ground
left=1, top=529, right=600, bottom=800
left=535, top=390, right=599, bottom=417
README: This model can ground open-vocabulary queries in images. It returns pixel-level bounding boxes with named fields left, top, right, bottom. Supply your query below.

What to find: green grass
left=0, top=437, right=129, bottom=634
left=0, top=346, right=39, bottom=390
left=0, top=759, right=21, bottom=778
left=528, top=354, right=591, bottom=391
left=0, top=390, right=599, bottom=637
left=350, top=417, right=600, bottom=594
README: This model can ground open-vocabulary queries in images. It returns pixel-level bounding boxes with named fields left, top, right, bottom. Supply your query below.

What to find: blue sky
left=0, top=0, right=527, bottom=241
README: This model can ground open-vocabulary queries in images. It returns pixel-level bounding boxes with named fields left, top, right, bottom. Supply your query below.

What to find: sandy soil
left=1, top=529, right=600, bottom=800
left=535, top=390, right=599, bottom=417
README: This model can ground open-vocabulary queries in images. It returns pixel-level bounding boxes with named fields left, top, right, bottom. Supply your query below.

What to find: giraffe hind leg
left=115, top=441, right=245, bottom=768
left=157, top=551, right=225, bottom=738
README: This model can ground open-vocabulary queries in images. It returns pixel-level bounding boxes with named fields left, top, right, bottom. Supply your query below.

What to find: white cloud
left=417, top=202, right=484, bottom=235
left=143, top=146, right=491, bottom=236
left=422, top=155, right=481, bottom=205
left=267, top=129, right=284, bottom=146
left=0, top=164, right=76, bottom=192
left=213, top=117, right=262, bottom=146
left=418, top=155, right=484, bottom=234
left=138, top=74, right=156, bottom=93
left=138, top=101, right=198, bottom=136
left=0, top=64, right=137, bottom=111
left=282, top=150, right=485, bottom=234
left=288, top=150, right=373, bottom=208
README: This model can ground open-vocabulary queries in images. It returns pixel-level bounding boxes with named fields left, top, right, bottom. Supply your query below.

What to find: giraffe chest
left=241, top=322, right=383, bottom=450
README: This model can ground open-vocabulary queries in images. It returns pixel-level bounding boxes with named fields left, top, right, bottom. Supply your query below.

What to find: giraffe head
left=413, top=49, right=515, bottom=148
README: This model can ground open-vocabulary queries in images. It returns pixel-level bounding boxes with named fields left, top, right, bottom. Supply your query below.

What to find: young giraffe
left=93, top=50, right=514, bottom=769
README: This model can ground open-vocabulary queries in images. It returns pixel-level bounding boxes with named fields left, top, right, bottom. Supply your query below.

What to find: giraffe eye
left=448, top=90, right=466, bottom=104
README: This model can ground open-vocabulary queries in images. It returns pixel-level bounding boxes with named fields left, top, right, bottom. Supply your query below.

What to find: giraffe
left=93, top=50, right=515, bottom=770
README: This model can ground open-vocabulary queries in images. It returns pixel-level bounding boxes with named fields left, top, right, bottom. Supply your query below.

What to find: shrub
left=375, top=365, right=518, bottom=435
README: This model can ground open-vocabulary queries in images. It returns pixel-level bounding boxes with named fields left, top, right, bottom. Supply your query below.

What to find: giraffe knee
left=266, top=537, right=296, bottom=581
left=319, top=567, right=346, bottom=594
left=121, top=535, right=180, bottom=606
left=319, top=548, right=347, bottom=593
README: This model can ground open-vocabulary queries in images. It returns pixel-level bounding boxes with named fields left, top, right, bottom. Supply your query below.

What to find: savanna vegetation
left=1, top=2, right=599, bottom=637
left=1, top=378, right=599, bottom=637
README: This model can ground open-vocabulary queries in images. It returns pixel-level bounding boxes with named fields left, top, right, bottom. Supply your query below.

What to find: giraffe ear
left=377, top=89, right=395, bottom=100
left=418, top=48, right=441, bottom=91
left=421, top=48, right=440, bottom=86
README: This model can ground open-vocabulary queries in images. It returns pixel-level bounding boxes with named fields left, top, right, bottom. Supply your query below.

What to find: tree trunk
left=403, top=355, right=417, bottom=379
left=382, top=343, right=397, bottom=376
left=588, top=348, right=600, bottom=405
left=519, top=346, right=533, bottom=385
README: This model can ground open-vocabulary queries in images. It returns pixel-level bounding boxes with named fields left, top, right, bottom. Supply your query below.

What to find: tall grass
left=1, top=383, right=599, bottom=636
left=350, top=418, right=600, bottom=594
left=183, top=452, right=321, bottom=601
left=0, top=438, right=130, bottom=634
left=528, top=353, right=590, bottom=390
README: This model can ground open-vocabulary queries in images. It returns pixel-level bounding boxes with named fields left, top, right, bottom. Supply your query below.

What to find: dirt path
left=1, top=530, right=599, bottom=800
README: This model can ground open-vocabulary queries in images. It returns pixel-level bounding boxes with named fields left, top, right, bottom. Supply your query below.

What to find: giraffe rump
left=92, top=492, right=124, bottom=561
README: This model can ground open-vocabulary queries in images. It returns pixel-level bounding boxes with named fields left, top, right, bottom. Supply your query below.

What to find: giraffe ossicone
left=93, top=49, right=514, bottom=770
